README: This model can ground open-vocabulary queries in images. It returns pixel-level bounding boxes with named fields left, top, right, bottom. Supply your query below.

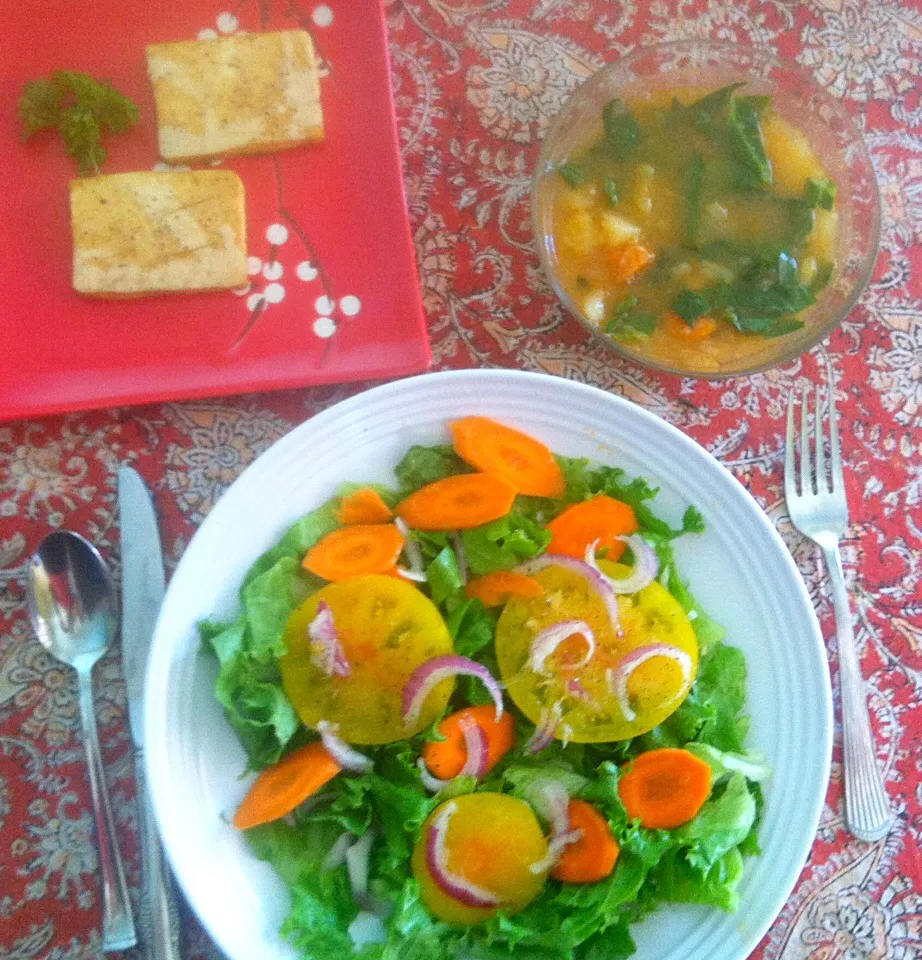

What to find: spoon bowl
left=29, top=531, right=117, bottom=670
left=28, top=530, right=137, bottom=952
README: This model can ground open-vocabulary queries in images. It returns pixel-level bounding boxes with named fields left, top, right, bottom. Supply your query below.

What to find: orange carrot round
left=545, top=495, right=639, bottom=560
left=336, top=488, right=394, bottom=525
left=302, top=524, right=404, bottom=581
left=663, top=311, right=718, bottom=341
left=617, top=747, right=712, bottom=829
left=422, top=705, right=515, bottom=780
left=450, top=417, right=566, bottom=498
left=607, top=243, right=655, bottom=285
left=395, top=473, right=517, bottom=531
left=232, top=741, right=342, bottom=830
left=465, top=571, right=545, bottom=607
left=551, top=799, right=619, bottom=883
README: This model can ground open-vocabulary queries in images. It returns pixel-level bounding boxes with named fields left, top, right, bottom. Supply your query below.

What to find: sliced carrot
left=663, top=310, right=718, bottom=341
left=465, top=571, right=545, bottom=607
left=607, top=243, right=655, bottom=284
left=302, top=524, right=404, bottom=581
left=551, top=799, right=620, bottom=883
left=618, top=747, right=712, bottom=830
left=422, top=705, right=515, bottom=780
left=395, top=473, right=517, bottom=531
left=545, top=495, right=639, bottom=561
left=233, top=741, right=342, bottom=830
left=450, top=417, right=566, bottom=498
left=336, top=488, right=394, bottom=525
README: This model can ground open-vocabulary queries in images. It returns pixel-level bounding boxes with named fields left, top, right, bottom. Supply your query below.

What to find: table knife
left=118, top=466, right=182, bottom=960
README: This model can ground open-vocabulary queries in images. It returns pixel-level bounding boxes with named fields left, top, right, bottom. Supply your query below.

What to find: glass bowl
left=531, top=40, right=881, bottom=379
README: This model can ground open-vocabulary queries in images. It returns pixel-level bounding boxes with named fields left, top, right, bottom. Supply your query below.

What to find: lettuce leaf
left=461, top=512, right=551, bottom=576
left=244, top=500, right=340, bottom=585
left=395, top=445, right=469, bottom=490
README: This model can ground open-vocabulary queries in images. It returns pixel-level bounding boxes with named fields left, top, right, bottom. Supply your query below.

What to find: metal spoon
left=28, top=531, right=137, bottom=952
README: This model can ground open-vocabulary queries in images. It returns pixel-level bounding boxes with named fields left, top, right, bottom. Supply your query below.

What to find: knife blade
left=118, top=466, right=166, bottom=746
left=118, top=466, right=181, bottom=960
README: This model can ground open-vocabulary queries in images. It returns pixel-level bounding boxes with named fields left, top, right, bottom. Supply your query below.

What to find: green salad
left=201, top=417, right=768, bottom=960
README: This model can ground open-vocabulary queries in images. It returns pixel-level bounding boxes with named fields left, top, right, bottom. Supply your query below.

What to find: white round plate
left=146, top=369, right=831, bottom=960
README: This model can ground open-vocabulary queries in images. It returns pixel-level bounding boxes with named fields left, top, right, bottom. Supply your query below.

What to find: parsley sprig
left=19, top=71, right=139, bottom=174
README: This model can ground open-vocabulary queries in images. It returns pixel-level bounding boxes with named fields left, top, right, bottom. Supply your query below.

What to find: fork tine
left=827, top=364, right=844, bottom=491
left=800, top=389, right=812, bottom=495
left=815, top=384, right=826, bottom=492
left=785, top=392, right=797, bottom=498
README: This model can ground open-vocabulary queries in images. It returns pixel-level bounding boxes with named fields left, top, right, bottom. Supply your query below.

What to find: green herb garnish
left=606, top=295, right=656, bottom=340
left=603, top=177, right=620, bottom=206
left=19, top=71, right=138, bottom=174
left=672, top=289, right=710, bottom=324
left=559, top=161, right=586, bottom=188
left=602, top=98, right=641, bottom=161
left=804, top=177, right=836, bottom=210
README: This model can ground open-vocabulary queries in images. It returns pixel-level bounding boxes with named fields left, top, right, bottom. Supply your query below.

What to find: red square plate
left=0, top=0, right=430, bottom=422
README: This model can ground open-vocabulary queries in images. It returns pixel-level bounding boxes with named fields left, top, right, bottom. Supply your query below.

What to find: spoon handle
left=77, top=668, right=137, bottom=951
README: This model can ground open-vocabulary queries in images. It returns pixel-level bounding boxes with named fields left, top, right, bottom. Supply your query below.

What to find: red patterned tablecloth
left=2, top=1, right=921, bottom=957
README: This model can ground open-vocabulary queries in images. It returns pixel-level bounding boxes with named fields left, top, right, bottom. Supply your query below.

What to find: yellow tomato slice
left=495, top=561, right=698, bottom=742
left=411, top=793, right=549, bottom=926
left=280, top=575, right=454, bottom=744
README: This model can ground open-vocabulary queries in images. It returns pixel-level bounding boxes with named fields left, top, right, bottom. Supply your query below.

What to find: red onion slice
left=308, top=601, right=351, bottom=678
left=567, top=678, right=590, bottom=701
left=525, top=778, right=570, bottom=837
left=402, top=655, right=503, bottom=728
left=317, top=721, right=374, bottom=773
left=416, top=714, right=489, bottom=793
left=528, top=829, right=583, bottom=875
left=529, top=620, right=595, bottom=674
left=426, top=801, right=500, bottom=908
left=516, top=554, right=620, bottom=635
left=322, top=830, right=354, bottom=872
left=395, top=518, right=424, bottom=576
left=585, top=535, right=659, bottom=595
left=524, top=702, right=563, bottom=755
left=346, top=828, right=374, bottom=898
left=606, top=643, right=693, bottom=722
left=450, top=534, right=469, bottom=585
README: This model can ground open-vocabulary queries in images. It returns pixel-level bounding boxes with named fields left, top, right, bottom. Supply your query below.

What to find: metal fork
left=785, top=370, right=893, bottom=841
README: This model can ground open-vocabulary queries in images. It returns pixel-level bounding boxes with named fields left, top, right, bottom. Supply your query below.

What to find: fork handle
left=823, top=544, right=894, bottom=841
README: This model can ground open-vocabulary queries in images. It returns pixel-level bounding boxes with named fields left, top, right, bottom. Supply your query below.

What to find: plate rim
left=145, top=368, right=832, bottom=960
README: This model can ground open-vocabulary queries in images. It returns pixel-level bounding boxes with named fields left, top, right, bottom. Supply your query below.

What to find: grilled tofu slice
left=70, top=170, right=248, bottom=297
left=146, top=30, right=324, bottom=162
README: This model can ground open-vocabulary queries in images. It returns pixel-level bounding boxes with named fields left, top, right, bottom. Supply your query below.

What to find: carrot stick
left=545, top=495, right=639, bottom=560
left=233, top=741, right=342, bottom=830
left=663, top=311, right=717, bottom=341
left=395, top=473, right=517, bottom=531
left=302, top=524, right=404, bottom=581
left=336, top=488, right=394, bottom=525
left=450, top=417, right=566, bottom=498
left=607, top=243, right=655, bottom=284
left=422, top=705, right=515, bottom=780
left=465, top=571, right=545, bottom=607
left=551, top=799, right=619, bottom=883
left=617, top=747, right=712, bottom=829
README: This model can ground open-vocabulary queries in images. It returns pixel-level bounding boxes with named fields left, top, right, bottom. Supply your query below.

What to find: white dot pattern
left=216, top=12, right=238, bottom=33
left=315, top=295, right=334, bottom=315
left=312, top=5, right=334, bottom=27
left=266, top=224, right=289, bottom=246
left=296, top=261, right=319, bottom=282
left=197, top=28, right=218, bottom=40
left=264, top=283, right=285, bottom=304
left=246, top=293, right=265, bottom=312
left=246, top=257, right=262, bottom=276
left=313, top=316, right=336, bottom=338
left=339, top=295, right=361, bottom=316
left=262, top=261, right=283, bottom=281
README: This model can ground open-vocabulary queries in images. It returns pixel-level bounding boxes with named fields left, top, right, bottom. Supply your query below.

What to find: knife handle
left=136, top=750, right=182, bottom=960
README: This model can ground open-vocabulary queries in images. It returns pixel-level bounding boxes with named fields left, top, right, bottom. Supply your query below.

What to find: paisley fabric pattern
left=2, top=0, right=921, bottom=956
